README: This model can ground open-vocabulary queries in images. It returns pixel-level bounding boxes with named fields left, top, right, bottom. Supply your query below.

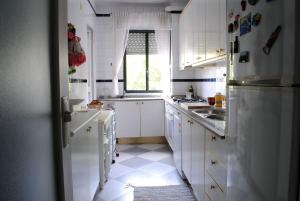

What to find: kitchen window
left=124, top=30, right=170, bottom=93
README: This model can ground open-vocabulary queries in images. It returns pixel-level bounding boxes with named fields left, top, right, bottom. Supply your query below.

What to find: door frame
left=51, top=0, right=72, bottom=200
left=86, top=25, right=95, bottom=102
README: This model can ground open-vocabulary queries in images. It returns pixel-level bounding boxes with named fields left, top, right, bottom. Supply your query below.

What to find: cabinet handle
left=211, top=136, right=217, bottom=141
left=210, top=185, right=216, bottom=190
left=211, top=160, right=217, bottom=165
left=86, top=126, right=92, bottom=133
left=142, top=102, right=144, bottom=104
left=136, top=102, right=138, bottom=104
left=190, top=121, right=194, bottom=125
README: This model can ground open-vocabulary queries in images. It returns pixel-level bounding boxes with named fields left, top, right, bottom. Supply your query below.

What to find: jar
left=215, top=92, right=223, bottom=108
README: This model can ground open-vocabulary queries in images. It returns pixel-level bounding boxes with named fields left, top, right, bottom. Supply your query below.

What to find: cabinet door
left=184, top=4, right=194, bottom=67
left=71, top=121, right=99, bottom=201
left=115, top=101, right=140, bottom=137
left=191, top=122, right=205, bottom=201
left=182, top=114, right=192, bottom=182
left=219, top=0, right=226, bottom=55
left=193, top=0, right=206, bottom=64
left=140, top=100, right=164, bottom=137
left=179, top=14, right=185, bottom=70
left=205, top=0, right=220, bottom=60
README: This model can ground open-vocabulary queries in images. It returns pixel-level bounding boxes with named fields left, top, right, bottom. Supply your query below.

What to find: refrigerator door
left=227, top=86, right=296, bottom=201
left=227, top=0, right=298, bottom=84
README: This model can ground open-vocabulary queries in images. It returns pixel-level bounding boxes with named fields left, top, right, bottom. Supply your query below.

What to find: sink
left=192, top=108, right=226, bottom=121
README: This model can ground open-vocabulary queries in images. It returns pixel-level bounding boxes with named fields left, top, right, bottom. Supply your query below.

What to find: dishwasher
left=173, top=111, right=183, bottom=177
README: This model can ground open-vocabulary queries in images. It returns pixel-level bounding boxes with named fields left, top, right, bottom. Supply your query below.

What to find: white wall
left=68, top=0, right=98, bottom=104
left=94, top=16, right=125, bottom=97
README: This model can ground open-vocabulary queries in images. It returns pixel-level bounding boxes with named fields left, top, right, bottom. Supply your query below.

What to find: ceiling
left=94, top=0, right=189, bottom=9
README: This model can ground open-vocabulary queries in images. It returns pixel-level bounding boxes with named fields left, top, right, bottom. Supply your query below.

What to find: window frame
left=123, top=30, right=163, bottom=93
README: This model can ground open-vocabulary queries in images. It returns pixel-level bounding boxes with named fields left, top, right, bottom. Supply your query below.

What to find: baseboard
left=117, top=136, right=167, bottom=144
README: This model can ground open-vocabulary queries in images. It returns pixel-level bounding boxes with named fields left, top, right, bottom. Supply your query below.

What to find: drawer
left=205, top=173, right=225, bottom=201
left=206, top=129, right=227, bottom=165
left=206, top=152, right=227, bottom=191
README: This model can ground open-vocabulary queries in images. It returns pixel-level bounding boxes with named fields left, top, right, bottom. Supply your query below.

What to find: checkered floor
left=94, top=144, right=186, bottom=201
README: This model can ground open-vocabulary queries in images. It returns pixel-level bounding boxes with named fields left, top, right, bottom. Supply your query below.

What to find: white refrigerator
left=226, top=0, right=300, bottom=201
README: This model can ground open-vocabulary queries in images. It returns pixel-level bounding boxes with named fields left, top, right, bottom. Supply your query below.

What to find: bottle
left=234, top=36, right=240, bottom=53
left=215, top=92, right=223, bottom=108
left=188, top=85, right=194, bottom=98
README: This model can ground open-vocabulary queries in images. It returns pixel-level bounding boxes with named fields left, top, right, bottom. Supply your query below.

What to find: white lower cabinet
left=115, top=101, right=140, bottom=137
left=140, top=100, right=165, bottom=136
left=205, top=129, right=227, bottom=201
left=115, top=100, right=164, bottom=138
left=182, top=114, right=192, bottom=181
left=191, top=122, right=205, bottom=201
left=71, top=121, right=99, bottom=201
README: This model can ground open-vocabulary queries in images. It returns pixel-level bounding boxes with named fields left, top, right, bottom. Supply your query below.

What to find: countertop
left=99, top=96, right=164, bottom=101
left=164, top=98, right=226, bottom=137
left=70, top=109, right=102, bottom=136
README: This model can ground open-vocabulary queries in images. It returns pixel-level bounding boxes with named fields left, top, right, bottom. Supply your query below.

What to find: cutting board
left=180, top=102, right=211, bottom=110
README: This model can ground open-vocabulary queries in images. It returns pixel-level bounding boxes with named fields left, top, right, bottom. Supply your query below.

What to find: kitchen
left=0, top=0, right=299, bottom=201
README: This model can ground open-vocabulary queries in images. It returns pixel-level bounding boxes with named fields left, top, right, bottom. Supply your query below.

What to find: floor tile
left=109, top=164, right=134, bottom=179
left=94, top=180, right=132, bottom=201
left=155, top=145, right=173, bottom=153
left=117, top=144, right=135, bottom=151
left=158, top=155, right=175, bottom=166
left=112, top=191, right=134, bottom=201
left=138, top=151, right=172, bottom=161
left=137, top=144, right=166, bottom=151
left=115, top=170, right=156, bottom=187
left=160, top=170, right=186, bottom=185
left=122, top=147, right=150, bottom=156
left=138, top=162, right=176, bottom=177
left=119, top=157, right=153, bottom=169
left=115, top=152, right=135, bottom=163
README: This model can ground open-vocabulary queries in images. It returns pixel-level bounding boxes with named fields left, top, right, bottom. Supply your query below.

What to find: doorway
left=87, top=26, right=95, bottom=102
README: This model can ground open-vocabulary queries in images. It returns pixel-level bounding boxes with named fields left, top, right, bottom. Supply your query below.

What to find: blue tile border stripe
left=96, top=79, right=124, bottom=83
left=171, top=78, right=216, bottom=82
left=69, top=78, right=87, bottom=83
left=94, top=79, right=216, bottom=83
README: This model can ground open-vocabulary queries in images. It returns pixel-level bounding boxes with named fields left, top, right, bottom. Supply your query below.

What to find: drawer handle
left=210, top=185, right=216, bottom=190
left=211, top=136, right=216, bottom=141
left=86, top=126, right=92, bottom=133
left=211, top=160, right=217, bottom=165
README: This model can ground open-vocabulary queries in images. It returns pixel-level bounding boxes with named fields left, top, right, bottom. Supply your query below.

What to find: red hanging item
left=68, top=23, right=86, bottom=67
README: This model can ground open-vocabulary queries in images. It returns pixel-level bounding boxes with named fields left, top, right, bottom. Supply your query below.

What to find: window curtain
left=155, top=30, right=171, bottom=94
left=111, top=8, right=171, bottom=96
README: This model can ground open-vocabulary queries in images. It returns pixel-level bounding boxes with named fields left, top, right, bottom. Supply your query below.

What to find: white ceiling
left=95, top=0, right=189, bottom=9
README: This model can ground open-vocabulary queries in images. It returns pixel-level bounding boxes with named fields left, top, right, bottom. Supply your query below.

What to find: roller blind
left=126, top=32, right=157, bottom=55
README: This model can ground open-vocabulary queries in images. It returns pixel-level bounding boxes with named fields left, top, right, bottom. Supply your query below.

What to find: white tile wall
left=68, top=0, right=98, bottom=104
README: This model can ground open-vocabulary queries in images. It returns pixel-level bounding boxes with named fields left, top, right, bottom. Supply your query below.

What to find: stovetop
left=171, top=96, right=207, bottom=104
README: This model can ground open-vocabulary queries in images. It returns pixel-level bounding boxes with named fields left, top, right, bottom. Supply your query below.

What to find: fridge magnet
left=241, top=0, right=247, bottom=11
left=252, top=13, right=262, bottom=27
left=240, top=13, right=252, bottom=36
left=234, top=36, right=240, bottom=53
left=263, top=25, right=282, bottom=55
left=239, top=51, right=250, bottom=63
left=248, top=0, right=259, bottom=5
left=234, top=15, right=241, bottom=31
left=228, top=23, right=234, bottom=33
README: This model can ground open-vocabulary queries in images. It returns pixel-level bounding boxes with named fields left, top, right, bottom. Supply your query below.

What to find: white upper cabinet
left=179, top=0, right=226, bottom=68
left=205, top=0, right=221, bottom=60
left=184, top=2, right=194, bottom=67
left=179, top=14, right=185, bottom=70
left=193, top=0, right=206, bottom=64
